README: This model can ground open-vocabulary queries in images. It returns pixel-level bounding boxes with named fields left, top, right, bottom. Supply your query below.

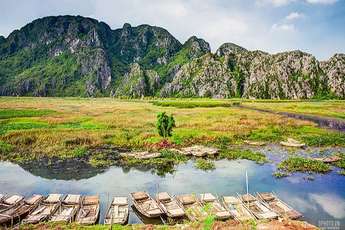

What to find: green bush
left=156, top=112, right=175, bottom=138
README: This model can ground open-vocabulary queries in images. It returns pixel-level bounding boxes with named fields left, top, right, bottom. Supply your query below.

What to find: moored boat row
left=0, top=191, right=302, bottom=226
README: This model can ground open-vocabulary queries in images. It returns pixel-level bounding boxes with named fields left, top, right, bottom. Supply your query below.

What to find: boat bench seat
left=113, top=197, right=128, bottom=205
left=5, top=195, right=24, bottom=205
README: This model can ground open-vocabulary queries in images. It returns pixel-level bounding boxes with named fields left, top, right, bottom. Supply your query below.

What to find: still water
left=0, top=156, right=345, bottom=228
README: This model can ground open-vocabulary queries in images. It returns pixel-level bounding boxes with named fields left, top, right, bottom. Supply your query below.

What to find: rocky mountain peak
left=216, top=42, right=247, bottom=56
left=183, top=36, right=211, bottom=59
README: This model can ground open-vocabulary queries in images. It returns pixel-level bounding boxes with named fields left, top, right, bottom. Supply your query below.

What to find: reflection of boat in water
left=156, top=192, right=185, bottom=218
left=50, top=194, right=81, bottom=223
left=257, top=192, right=302, bottom=220
left=130, top=192, right=163, bottom=218
left=199, top=193, right=231, bottom=220
left=104, top=197, right=129, bottom=225
left=222, top=195, right=254, bottom=222
left=176, top=194, right=207, bottom=221
left=0, top=194, right=44, bottom=225
left=239, top=194, right=278, bottom=220
left=76, top=195, right=100, bottom=225
left=22, top=194, right=62, bottom=224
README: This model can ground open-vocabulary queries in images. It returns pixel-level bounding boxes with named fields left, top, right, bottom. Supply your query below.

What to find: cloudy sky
left=0, top=0, right=344, bottom=60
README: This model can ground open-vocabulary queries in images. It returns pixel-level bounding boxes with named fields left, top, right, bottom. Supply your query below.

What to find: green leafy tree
left=156, top=112, right=175, bottom=138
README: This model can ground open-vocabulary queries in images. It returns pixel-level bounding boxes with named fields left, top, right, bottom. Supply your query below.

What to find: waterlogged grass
left=0, top=97, right=344, bottom=164
left=278, top=157, right=331, bottom=174
left=195, top=159, right=215, bottom=171
left=0, top=140, right=13, bottom=155
left=0, top=109, right=55, bottom=119
left=219, top=149, right=268, bottom=164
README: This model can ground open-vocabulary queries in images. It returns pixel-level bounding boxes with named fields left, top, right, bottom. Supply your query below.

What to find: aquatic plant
left=219, top=149, right=268, bottom=164
left=278, top=157, right=331, bottom=174
left=203, top=215, right=216, bottom=230
left=273, top=171, right=289, bottom=178
left=195, top=159, right=215, bottom=171
left=156, top=112, right=175, bottom=138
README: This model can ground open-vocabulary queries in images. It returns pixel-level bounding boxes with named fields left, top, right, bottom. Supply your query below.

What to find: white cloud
left=309, top=193, right=345, bottom=219
left=286, top=12, right=304, bottom=20
left=257, top=0, right=337, bottom=6
left=272, top=23, right=296, bottom=31
left=306, top=0, right=338, bottom=4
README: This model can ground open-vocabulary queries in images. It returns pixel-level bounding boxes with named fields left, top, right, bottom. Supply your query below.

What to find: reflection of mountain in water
left=20, top=158, right=106, bottom=180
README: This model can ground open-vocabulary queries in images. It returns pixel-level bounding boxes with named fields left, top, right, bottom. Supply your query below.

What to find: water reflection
left=0, top=159, right=344, bottom=228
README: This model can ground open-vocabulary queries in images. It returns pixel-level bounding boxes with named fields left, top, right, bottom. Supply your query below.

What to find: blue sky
left=0, top=0, right=344, bottom=60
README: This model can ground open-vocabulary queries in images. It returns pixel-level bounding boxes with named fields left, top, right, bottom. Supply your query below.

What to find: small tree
left=156, top=112, right=175, bottom=138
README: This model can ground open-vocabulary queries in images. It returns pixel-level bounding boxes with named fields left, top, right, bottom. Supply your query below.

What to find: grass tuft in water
left=278, top=157, right=331, bottom=174
left=219, top=149, right=268, bottom=164
left=195, top=159, right=215, bottom=171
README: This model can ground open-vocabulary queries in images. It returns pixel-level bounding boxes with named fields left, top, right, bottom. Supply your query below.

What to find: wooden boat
left=239, top=194, right=278, bottom=220
left=280, top=138, right=305, bottom=148
left=50, top=194, right=81, bottom=223
left=76, top=195, right=100, bottom=225
left=0, top=194, right=44, bottom=225
left=130, top=192, right=163, bottom=218
left=104, top=197, right=129, bottom=225
left=222, top=196, right=254, bottom=222
left=156, top=192, right=185, bottom=218
left=22, top=194, right=62, bottom=224
left=199, top=193, right=231, bottom=220
left=0, top=194, right=4, bottom=202
left=257, top=192, right=302, bottom=220
left=176, top=194, right=207, bottom=221
left=0, top=195, right=24, bottom=213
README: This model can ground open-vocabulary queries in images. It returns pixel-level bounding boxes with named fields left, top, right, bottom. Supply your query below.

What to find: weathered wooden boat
left=314, top=156, right=341, bottom=163
left=50, top=194, right=81, bottom=223
left=156, top=192, right=185, bottom=218
left=130, top=192, right=163, bottom=218
left=76, top=195, right=100, bottom=225
left=182, top=145, right=218, bottom=157
left=239, top=194, right=278, bottom=220
left=104, top=197, right=129, bottom=225
left=0, top=194, right=44, bottom=225
left=199, top=193, right=231, bottom=220
left=176, top=194, right=207, bottom=221
left=280, top=138, right=305, bottom=148
left=0, top=195, right=24, bottom=213
left=222, top=196, right=254, bottom=222
left=0, top=194, right=4, bottom=202
left=22, top=193, right=62, bottom=224
left=257, top=192, right=302, bottom=220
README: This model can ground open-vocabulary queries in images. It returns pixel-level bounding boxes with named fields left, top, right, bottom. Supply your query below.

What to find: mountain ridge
left=0, top=15, right=344, bottom=99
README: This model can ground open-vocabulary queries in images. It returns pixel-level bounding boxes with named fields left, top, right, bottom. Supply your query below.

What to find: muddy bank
left=238, top=105, right=345, bottom=132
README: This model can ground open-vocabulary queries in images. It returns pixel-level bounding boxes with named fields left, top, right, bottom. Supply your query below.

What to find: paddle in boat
left=104, top=196, right=129, bottom=225
left=50, top=194, right=80, bottom=223
left=176, top=194, right=207, bottom=221
left=75, top=195, right=100, bottom=225
left=130, top=192, right=163, bottom=218
left=256, top=192, right=302, bottom=220
left=156, top=192, right=185, bottom=219
left=222, top=195, right=254, bottom=222
left=199, top=193, right=231, bottom=220
left=22, top=193, right=62, bottom=224
left=0, top=194, right=44, bottom=226
left=0, top=195, right=24, bottom=213
left=239, top=193, right=278, bottom=220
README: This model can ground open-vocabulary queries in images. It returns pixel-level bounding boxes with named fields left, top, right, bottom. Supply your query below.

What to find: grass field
left=0, top=97, right=344, bottom=162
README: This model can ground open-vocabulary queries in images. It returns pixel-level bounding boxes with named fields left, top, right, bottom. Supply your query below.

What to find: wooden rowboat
left=176, top=194, right=207, bottom=221
left=156, top=192, right=185, bottom=218
left=130, top=192, right=163, bottom=218
left=257, top=192, right=302, bottom=220
left=222, top=196, right=254, bottom=222
left=104, top=197, right=129, bottom=225
left=50, top=194, right=81, bottom=223
left=0, top=195, right=24, bottom=213
left=76, top=195, right=100, bottom=225
left=280, top=138, right=305, bottom=148
left=239, top=194, right=278, bottom=220
left=0, top=194, right=44, bottom=225
left=199, top=193, right=231, bottom=220
left=22, top=194, right=62, bottom=224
